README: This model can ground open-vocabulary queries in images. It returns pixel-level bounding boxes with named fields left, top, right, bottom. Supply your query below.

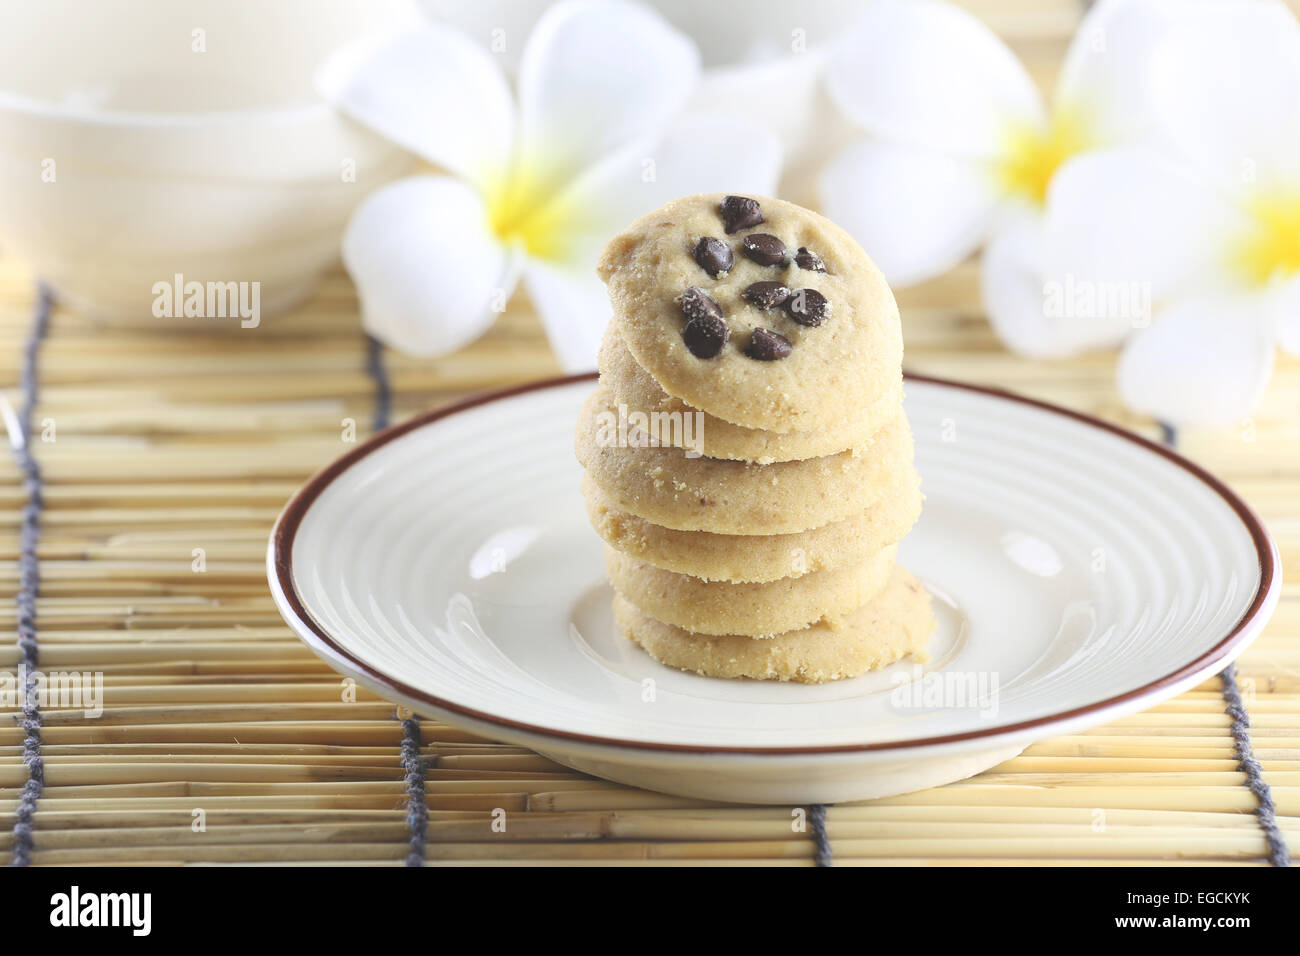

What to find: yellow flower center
left=1230, top=191, right=1300, bottom=286
left=997, top=107, right=1091, bottom=205
left=483, top=164, right=573, bottom=262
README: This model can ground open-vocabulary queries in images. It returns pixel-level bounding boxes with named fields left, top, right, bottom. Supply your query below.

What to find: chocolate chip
left=682, top=312, right=729, bottom=359
left=720, top=195, right=764, bottom=233
left=786, top=288, right=830, bottom=327
left=741, top=234, right=787, bottom=267
left=795, top=247, right=826, bottom=272
left=744, top=327, right=792, bottom=361
left=678, top=286, right=722, bottom=323
left=692, top=237, right=733, bottom=277
left=741, top=281, right=791, bottom=310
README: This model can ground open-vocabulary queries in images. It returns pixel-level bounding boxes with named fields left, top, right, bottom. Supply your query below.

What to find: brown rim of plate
left=268, top=371, right=1280, bottom=757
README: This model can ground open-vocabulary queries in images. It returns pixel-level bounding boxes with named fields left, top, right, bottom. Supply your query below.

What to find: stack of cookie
left=575, top=194, right=933, bottom=683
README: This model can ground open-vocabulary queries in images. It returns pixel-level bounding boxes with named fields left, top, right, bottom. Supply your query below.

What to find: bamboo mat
left=2, top=1, right=1299, bottom=866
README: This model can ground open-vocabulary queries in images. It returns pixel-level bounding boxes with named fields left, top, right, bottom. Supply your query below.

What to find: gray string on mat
left=366, top=334, right=429, bottom=866
left=366, top=332, right=392, bottom=437
left=399, top=713, right=429, bottom=867
left=8, top=283, right=52, bottom=867
left=1161, top=421, right=1289, bottom=867
left=808, top=803, right=832, bottom=867
left=1221, top=663, right=1289, bottom=866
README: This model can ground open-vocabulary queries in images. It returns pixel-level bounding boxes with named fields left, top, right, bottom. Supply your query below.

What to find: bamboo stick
left=1, top=683, right=391, bottom=704
left=3, top=803, right=1289, bottom=836
left=5, top=835, right=1286, bottom=865
left=0, top=795, right=523, bottom=812
left=0, top=741, right=527, bottom=757
left=21, top=778, right=615, bottom=798
left=0, top=723, right=487, bottom=746
left=10, top=820, right=1287, bottom=855
left=528, top=786, right=1300, bottom=815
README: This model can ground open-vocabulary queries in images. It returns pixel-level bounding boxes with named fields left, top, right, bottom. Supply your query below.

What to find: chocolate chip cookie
left=598, top=193, right=904, bottom=433
left=578, top=192, right=933, bottom=682
left=597, top=324, right=903, bottom=464
left=612, top=566, right=934, bottom=683
left=574, top=386, right=914, bottom=535
left=582, top=471, right=921, bottom=583
left=604, top=544, right=897, bottom=637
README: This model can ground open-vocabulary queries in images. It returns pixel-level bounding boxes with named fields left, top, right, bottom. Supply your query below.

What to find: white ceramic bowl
left=0, top=0, right=415, bottom=322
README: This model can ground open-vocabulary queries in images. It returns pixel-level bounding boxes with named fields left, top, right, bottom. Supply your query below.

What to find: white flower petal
left=819, top=140, right=997, bottom=287
left=342, top=176, right=517, bottom=357
left=540, top=112, right=782, bottom=266
left=515, top=0, right=700, bottom=197
left=1117, top=296, right=1275, bottom=426
left=1043, top=148, right=1245, bottom=301
left=419, top=0, right=552, bottom=75
left=522, top=262, right=610, bottom=372
left=1056, top=0, right=1189, bottom=146
left=1147, top=0, right=1300, bottom=187
left=1268, top=274, right=1300, bottom=356
left=982, top=218, right=1134, bottom=358
left=316, top=20, right=515, bottom=187
left=825, top=0, right=1044, bottom=158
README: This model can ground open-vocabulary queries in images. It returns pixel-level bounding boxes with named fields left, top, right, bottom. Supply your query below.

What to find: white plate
left=268, top=374, right=1279, bottom=804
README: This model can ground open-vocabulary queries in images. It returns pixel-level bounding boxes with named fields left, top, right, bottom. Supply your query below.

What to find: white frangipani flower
left=1044, top=0, right=1300, bottom=425
left=319, top=1, right=781, bottom=369
left=820, top=0, right=1183, bottom=357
